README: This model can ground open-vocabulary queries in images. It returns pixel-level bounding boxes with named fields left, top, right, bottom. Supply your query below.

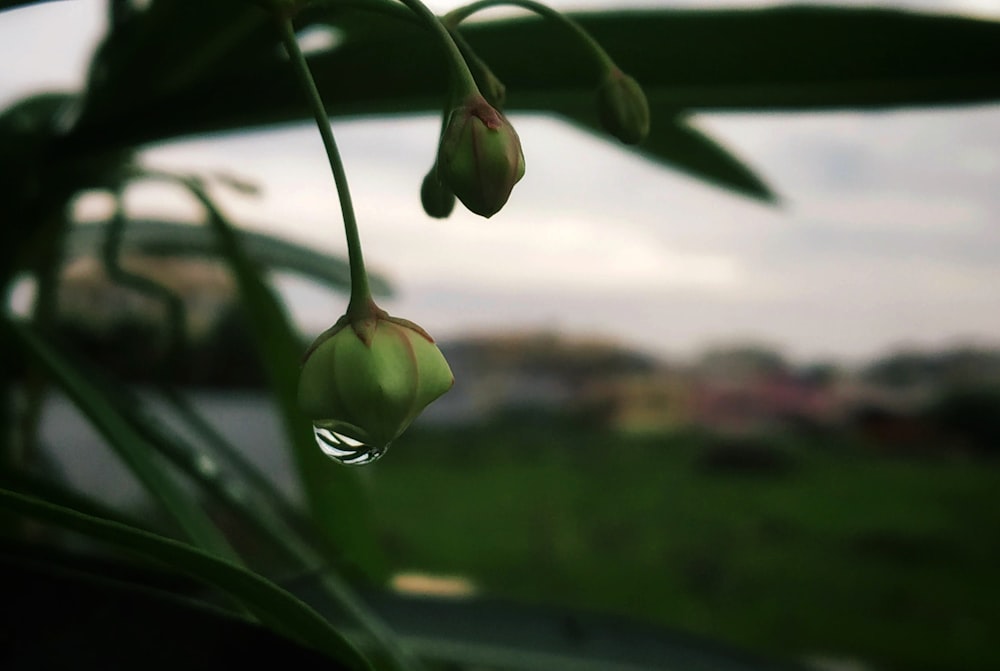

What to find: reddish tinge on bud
left=298, top=310, right=454, bottom=454
left=437, top=95, right=525, bottom=218
left=596, top=68, right=650, bottom=145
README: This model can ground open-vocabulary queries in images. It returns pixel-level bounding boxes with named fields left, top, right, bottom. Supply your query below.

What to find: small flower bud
left=420, top=166, right=456, bottom=219
left=298, top=309, right=454, bottom=459
left=437, top=94, right=525, bottom=218
left=596, top=68, right=650, bottom=145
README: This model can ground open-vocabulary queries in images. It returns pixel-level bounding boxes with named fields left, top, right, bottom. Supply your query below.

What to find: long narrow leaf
left=7, top=318, right=238, bottom=561
left=176, top=176, right=387, bottom=579
left=88, top=171, right=414, bottom=667
left=65, top=219, right=393, bottom=297
left=0, top=468, right=143, bottom=530
left=0, top=93, right=77, bottom=287
left=158, top=387, right=305, bottom=527
left=0, top=0, right=55, bottom=13
left=54, top=5, right=1000, bottom=203
left=114, top=384, right=423, bottom=671
left=64, top=6, right=1000, bottom=147
left=0, top=487, right=371, bottom=671
left=77, top=0, right=273, bottom=125
left=558, top=108, right=776, bottom=202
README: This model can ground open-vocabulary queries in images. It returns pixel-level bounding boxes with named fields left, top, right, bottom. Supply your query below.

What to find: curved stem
left=102, top=188, right=188, bottom=377
left=275, top=14, right=373, bottom=314
left=447, top=24, right=506, bottom=108
left=306, top=0, right=484, bottom=103
left=393, top=0, right=481, bottom=102
left=134, top=168, right=423, bottom=670
left=445, top=0, right=616, bottom=76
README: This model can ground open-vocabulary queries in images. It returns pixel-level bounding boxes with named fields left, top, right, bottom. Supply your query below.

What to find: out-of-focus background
left=4, top=1, right=999, bottom=670
left=6, top=0, right=1000, bottom=364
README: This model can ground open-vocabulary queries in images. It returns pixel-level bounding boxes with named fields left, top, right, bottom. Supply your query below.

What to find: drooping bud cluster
left=416, top=5, right=653, bottom=220
left=298, top=306, right=454, bottom=463
left=287, top=0, right=655, bottom=466
left=596, top=68, right=650, bottom=146
left=437, top=94, right=525, bottom=218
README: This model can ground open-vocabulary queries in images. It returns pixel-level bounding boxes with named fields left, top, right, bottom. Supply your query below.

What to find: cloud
left=4, top=0, right=1000, bottom=363
left=138, top=107, right=1000, bottom=363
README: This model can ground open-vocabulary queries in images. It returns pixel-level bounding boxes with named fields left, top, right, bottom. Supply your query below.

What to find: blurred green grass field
left=369, top=423, right=1000, bottom=671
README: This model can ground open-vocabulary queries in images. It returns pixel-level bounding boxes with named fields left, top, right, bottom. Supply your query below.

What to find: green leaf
left=0, top=487, right=371, bottom=671
left=6, top=318, right=239, bottom=561
left=0, top=93, right=76, bottom=286
left=69, top=377, right=416, bottom=671
left=639, top=114, right=775, bottom=202
left=461, top=7, right=1000, bottom=111
left=0, top=469, right=143, bottom=530
left=65, top=219, right=393, bottom=297
left=65, top=6, right=1000, bottom=138
left=154, top=387, right=307, bottom=533
left=177, top=178, right=388, bottom=581
left=0, top=0, right=55, bottom=13
left=2, top=552, right=350, bottom=670
left=77, top=0, right=275, bottom=125
left=558, top=108, right=776, bottom=202
left=60, top=5, right=1000, bottom=201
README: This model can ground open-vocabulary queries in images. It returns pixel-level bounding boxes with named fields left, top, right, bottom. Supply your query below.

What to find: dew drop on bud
left=298, top=308, right=453, bottom=466
left=313, top=423, right=389, bottom=466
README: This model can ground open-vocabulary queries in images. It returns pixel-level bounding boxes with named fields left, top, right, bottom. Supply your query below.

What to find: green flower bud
left=298, top=308, right=454, bottom=464
left=438, top=94, right=525, bottom=218
left=596, top=68, right=650, bottom=145
left=420, top=165, right=456, bottom=219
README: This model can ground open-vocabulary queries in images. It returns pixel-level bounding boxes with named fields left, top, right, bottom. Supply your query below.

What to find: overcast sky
left=2, top=0, right=999, bottom=365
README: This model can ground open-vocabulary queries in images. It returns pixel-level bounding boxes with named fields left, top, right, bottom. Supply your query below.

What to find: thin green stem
left=447, top=24, right=505, bottom=108
left=133, top=170, right=423, bottom=670
left=102, top=188, right=188, bottom=377
left=392, top=0, right=481, bottom=102
left=9, top=319, right=242, bottom=564
left=275, top=14, right=372, bottom=314
left=444, top=0, right=616, bottom=76
left=305, top=0, right=483, bottom=102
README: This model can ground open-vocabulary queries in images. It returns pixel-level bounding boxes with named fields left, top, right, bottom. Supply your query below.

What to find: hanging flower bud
left=437, top=94, right=525, bottom=218
left=420, top=165, right=456, bottom=219
left=596, top=68, right=650, bottom=145
left=298, top=307, right=454, bottom=465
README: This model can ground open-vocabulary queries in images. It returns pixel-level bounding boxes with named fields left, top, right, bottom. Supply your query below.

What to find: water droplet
left=194, top=453, right=219, bottom=477
left=312, top=424, right=389, bottom=466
